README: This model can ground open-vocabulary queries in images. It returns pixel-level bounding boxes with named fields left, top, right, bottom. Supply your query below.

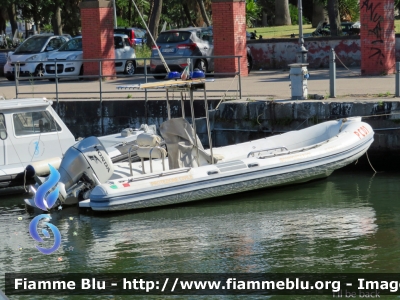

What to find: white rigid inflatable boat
left=24, top=80, right=374, bottom=212
left=82, top=116, right=373, bottom=211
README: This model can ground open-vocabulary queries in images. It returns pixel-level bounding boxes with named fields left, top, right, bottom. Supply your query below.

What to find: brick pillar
left=80, top=0, right=115, bottom=79
left=212, top=0, right=248, bottom=77
left=360, top=0, right=395, bottom=75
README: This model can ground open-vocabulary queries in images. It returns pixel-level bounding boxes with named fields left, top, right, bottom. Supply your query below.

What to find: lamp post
left=297, top=0, right=308, bottom=63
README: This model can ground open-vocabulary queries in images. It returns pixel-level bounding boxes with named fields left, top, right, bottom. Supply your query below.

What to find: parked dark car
left=311, top=21, right=357, bottom=37
left=150, top=27, right=253, bottom=79
left=114, top=27, right=147, bottom=46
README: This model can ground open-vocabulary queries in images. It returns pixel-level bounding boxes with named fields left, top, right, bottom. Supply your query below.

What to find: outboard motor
left=56, top=136, right=114, bottom=206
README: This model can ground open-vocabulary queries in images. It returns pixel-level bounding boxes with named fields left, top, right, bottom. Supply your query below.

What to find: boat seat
left=160, top=118, right=221, bottom=170
left=136, top=132, right=162, bottom=147
left=136, top=133, right=166, bottom=173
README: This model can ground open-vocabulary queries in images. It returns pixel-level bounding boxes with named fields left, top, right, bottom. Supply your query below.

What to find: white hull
left=80, top=117, right=374, bottom=211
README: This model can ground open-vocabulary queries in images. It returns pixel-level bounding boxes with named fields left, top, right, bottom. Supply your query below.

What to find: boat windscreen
left=13, top=111, right=62, bottom=136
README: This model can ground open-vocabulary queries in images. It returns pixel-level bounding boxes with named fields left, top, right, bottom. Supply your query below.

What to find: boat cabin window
left=0, top=113, right=7, bottom=140
left=13, top=111, right=62, bottom=136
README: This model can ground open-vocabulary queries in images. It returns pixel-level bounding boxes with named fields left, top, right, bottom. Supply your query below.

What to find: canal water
left=0, top=169, right=399, bottom=299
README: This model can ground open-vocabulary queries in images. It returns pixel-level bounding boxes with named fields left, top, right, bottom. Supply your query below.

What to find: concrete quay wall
left=211, top=100, right=400, bottom=147
left=55, top=99, right=400, bottom=169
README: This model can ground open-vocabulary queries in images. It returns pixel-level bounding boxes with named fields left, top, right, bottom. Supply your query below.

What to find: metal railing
left=12, top=55, right=243, bottom=102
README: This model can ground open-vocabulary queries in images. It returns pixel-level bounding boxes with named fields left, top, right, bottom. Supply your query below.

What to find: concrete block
left=218, top=101, right=248, bottom=121
left=248, top=101, right=267, bottom=123
left=293, top=101, right=320, bottom=119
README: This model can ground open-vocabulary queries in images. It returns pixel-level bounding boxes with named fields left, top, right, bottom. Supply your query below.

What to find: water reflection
left=1, top=171, right=400, bottom=298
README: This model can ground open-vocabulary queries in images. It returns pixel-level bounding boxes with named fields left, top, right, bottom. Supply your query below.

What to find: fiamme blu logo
left=29, top=164, right=62, bottom=255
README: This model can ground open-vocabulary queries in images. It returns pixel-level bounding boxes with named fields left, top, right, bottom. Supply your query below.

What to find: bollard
left=396, top=62, right=400, bottom=97
left=288, top=63, right=309, bottom=100
left=329, top=48, right=336, bottom=98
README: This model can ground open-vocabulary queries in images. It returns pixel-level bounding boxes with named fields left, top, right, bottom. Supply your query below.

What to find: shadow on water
left=2, top=171, right=400, bottom=300
left=78, top=175, right=331, bottom=219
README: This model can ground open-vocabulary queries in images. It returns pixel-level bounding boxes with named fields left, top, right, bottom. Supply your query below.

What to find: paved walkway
left=0, top=67, right=398, bottom=101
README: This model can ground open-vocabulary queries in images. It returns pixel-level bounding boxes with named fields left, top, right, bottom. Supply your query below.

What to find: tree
left=197, top=0, right=210, bottom=27
left=0, top=7, right=7, bottom=34
left=246, top=0, right=261, bottom=28
left=182, top=2, right=196, bottom=27
left=7, top=3, right=18, bottom=36
left=257, top=0, right=275, bottom=26
left=316, top=0, right=359, bottom=26
left=338, top=0, right=359, bottom=21
left=61, top=0, right=81, bottom=36
left=274, top=0, right=291, bottom=26
left=19, top=0, right=54, bottom=35
left=51, top=0, right=63, bottom=35
left=327, top=0, right=341, bottom=36
left=159, top=0, right=186, bottom=29
left=312, top=0, right=326, bottom=28
left=0, top=0, right=22, bottom=36
left=147, top=0, right=162, bottom=47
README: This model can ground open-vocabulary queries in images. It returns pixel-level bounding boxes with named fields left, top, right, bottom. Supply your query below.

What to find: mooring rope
left=23, top=169, right=28, bottom=192
left=366, top=151, right=378, bottom=174
left=361, top=112, right=400, bottom=119
left=216, top=75, right=238, bottom=110
left=334, top=52, right=361, bottom=76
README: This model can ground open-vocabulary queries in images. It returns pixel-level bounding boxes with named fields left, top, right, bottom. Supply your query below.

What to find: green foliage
left=289, top=3, right=310, bottom=25
left=316, top=0, right=360, bottom=21
left=246, top=0, right=261, bottom=28
left=117, top=16, right=130, bottom=28
left=161, top=0, right=186, bottom=29
left=338, top=0, right=359, bottom=21
left=116, top=0, right=150, bottom=27
left=135, top=45, right=151, bottom=59
left=42, top=24, right=53, bottom=33
left=252, top=24, right=314, bottom=38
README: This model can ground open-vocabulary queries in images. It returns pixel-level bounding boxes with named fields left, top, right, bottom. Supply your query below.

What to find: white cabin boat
left=0, top=98, right=75, bottom=194
left=0, top=98, right=147, bottom=195
left=24, top=80, right=374, bottom=211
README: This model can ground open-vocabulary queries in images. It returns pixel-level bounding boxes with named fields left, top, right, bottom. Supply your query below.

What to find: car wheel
left=5, top=75, right=15, bottom=81
left=124, top=60, right=136, bottom=76
left=195, top=59, right=208, bottom=73
left=247, top=55, right=253, bottom=74
left=34, top=64, right=45, bottom=78
left=153, top=74, right=166, bottom=80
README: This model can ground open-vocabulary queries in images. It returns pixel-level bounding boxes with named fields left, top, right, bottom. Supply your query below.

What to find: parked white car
left=44, top=34, right=136, bottom=80
left=3, top=34, right=69, bottom=81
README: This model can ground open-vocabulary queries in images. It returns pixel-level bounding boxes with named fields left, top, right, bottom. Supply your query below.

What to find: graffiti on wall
left=361, top=0, right=385, bottom=65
